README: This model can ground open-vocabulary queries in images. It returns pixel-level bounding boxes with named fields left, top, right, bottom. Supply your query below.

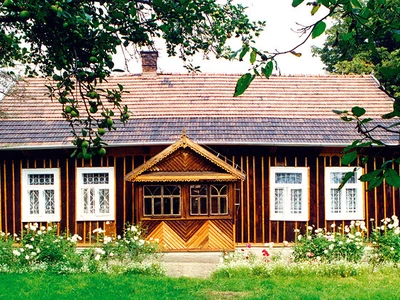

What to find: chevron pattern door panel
left=141, top=220, right=234, bottom=251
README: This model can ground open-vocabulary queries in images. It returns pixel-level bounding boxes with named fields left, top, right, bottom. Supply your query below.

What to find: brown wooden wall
left=0, top=145, right=399, bottom=246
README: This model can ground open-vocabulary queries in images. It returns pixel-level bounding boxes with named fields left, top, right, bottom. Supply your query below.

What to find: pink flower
left=306, top=252, right=314, bottom=258
left=246, top=243, right=252, bottom=248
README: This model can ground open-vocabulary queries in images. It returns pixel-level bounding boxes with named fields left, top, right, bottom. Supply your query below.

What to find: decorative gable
left=124, top=132, right=245, bottom=182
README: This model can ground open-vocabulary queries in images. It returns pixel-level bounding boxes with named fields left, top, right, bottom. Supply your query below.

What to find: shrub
left=89, top=223, right=160, bottom=263
left=369, top=216, right=400, bottom=265
left=292, top=221, right=367, bottom=263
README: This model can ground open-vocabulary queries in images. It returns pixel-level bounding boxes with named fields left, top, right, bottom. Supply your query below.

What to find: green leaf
left=319, top=0, right=331, bottom=8
left=350, top=0, right=362, bottom=8
left=239, top=46, right=249, bottom=61
left=341, top=116, right=353, bottom=122
left=261, top=61, right=274, bottom=78
left=333, top=109, right=347, bottom=115
left=360, top=169, right=381, bottom=182
left=351, top=106, right=366, bottom=117
left=384, top=169, right=400, bottom=187
left=311, top=4, right=321, bottom=15
left=312, top=21, right=326, bottom=39
left=341, top=151, right=357, bottom=165
left=292, top=0, right=304, bottom=7
left=250, top=49, right=257, bottom=64
left=360, top=118, right=373, bottom=124
left=234, top=73, right=255, bottom=97
left=338, top=170, right=357, bottom=190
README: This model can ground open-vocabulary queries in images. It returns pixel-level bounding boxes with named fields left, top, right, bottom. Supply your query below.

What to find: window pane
left=275, top=173, right=302, bottom=184
left=99, top=189, right=110, bottom=214
left=163, top=197, right=171, bottom=214
left=190, top=185, right=208, bottom=215
left=200, top=197, right=208, bottom=214
left=346, top=188, right=357, bottom=213
left=172, top=197, right=180, bottom=215
left=274, top=188, right=284, bottom=214
left=220, top=197, right=227, bottom=214
left=154, top=197, right=162, bottom=215
left=44, top=190, right=55, bottom=214
left=290, top=189, right=302, bottom=214
left=29, top=190, right=40, bottom=215
left=144, top=186, right=161, bottom=196
left=330, top=172, right=357, bottom=184
left=330, top=188, right=341, bottom=213
left=83, top=173, right=109, bottom=185
left=144, top=198, right=152, bottom=216
left=29, top=174, right=54, bottom=185
left=83, top=188, right=95, bottom=214
left=211, top=197, right=219, bottom=214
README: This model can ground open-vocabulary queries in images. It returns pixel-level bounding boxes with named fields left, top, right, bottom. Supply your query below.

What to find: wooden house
left=0, top=56, right=398, bottom=250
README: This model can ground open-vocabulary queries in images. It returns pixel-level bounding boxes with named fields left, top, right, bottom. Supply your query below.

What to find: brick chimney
left=140, top=51, right=158, bottom=73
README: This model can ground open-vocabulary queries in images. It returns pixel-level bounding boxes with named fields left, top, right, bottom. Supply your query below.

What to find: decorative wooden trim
left=125, top=134, right=245, bottom=182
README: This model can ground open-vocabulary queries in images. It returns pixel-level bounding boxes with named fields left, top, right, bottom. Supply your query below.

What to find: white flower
left=93, top=228, right=105, bottom=234
left=391, top=247, right=395, bottom=251
left=331, top=223, right=336, bottom=228
left=350, top=221, right=355, bottom=226
left=324, top=249, right=329, bottom=254
left=30, top=237, right=34, bottom=242
left=109, top=252, right=114, bottom=257
left=329, top=244, right=335, bottom=250
left=297, top=235, right=303, bottom=241
left=25, top=255, right=30, bottom=260
left=29, top=224, right=37, bottom=231
left=283, top=241, right=289, bottom=247
left=94, top=255, right=101, bottom=261
left=12, top=250, right=20, bottom=256
left=294, top=229, right=300, bottom=233
left=117, top=235, right=121, bottom=240
left=307, top=226, right=313, bottom=230
left=103, top=236, right=112, bottom=244
left=31, top=252, right=37, bottom=256
left=25, top=224, right=29, bottom=229
left=355, top=232, right=361, bottom=237
left=130, top=226, right=137, bottom=232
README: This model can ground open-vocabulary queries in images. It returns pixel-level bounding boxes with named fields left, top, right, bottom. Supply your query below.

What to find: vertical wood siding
left=0, top=146, right=399, bottom=247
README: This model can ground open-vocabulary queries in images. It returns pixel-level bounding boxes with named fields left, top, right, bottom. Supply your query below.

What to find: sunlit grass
left=1, top=268, right=400, bottom=300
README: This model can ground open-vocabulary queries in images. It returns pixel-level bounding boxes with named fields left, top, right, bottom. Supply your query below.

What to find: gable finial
left=182, top=127, right=187, bottom=138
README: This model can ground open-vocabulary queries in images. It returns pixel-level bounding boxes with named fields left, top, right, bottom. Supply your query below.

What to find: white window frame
left=325, top=167, right=364, bottom=220
left=269, top=167, right=309, bottom=221
left=76, top=167, right=115, bottom=221
left=21, top=168, right=61, bottom=222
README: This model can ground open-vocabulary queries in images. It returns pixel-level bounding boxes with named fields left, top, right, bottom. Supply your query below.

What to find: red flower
left=262, top=249, right=270, bottom=257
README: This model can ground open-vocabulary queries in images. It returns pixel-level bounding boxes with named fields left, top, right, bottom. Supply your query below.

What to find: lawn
left=1, top=271, right=399, bottom=300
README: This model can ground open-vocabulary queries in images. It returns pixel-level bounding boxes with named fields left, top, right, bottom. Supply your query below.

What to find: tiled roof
left=0, top=74, right=396, bottom=149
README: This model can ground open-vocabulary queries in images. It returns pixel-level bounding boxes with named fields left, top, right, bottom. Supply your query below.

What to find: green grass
left=1, top=271, right=400, bottom=300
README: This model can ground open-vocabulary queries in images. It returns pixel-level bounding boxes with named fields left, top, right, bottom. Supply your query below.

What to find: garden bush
left=0, top=222, right=162, bottom=275
left=369, top=216, right=400, bottom=265
left=292, top=221, right=367, bottom=263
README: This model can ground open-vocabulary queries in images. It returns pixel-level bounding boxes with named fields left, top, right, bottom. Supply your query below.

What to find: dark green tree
left=0, top=0, right=264, bottom=158
left=234, top=0, right=400, bottom=188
